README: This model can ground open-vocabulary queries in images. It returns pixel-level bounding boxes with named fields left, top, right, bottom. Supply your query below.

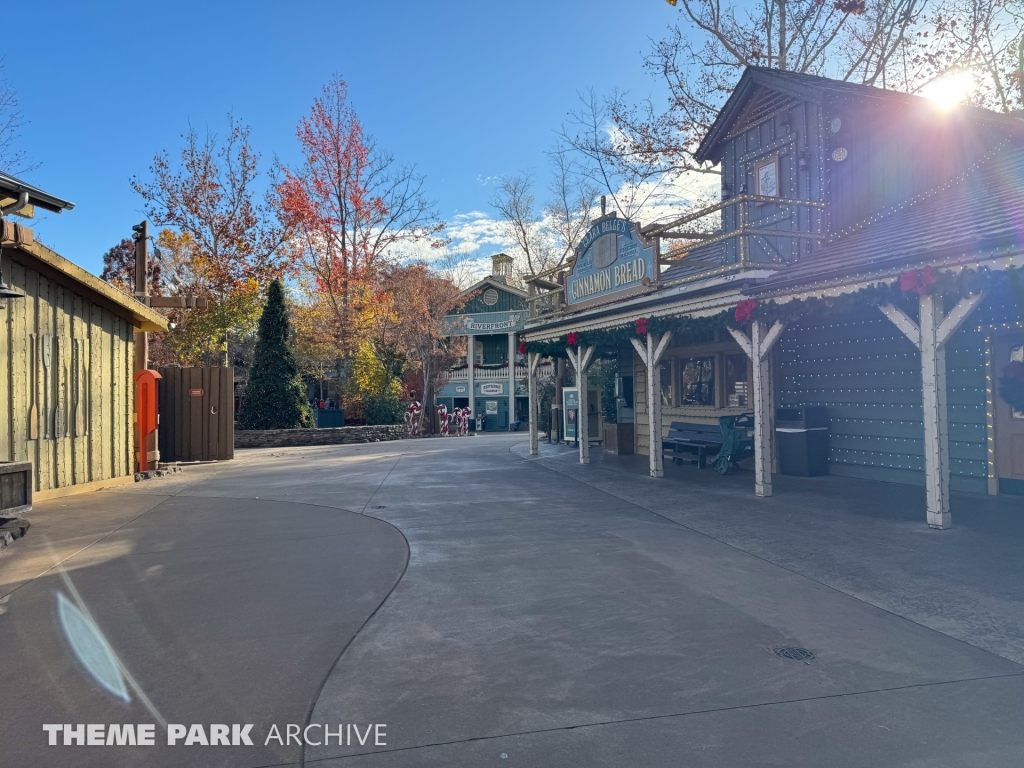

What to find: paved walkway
left=0, top=450, right=410, bottom=768
left=3, top=434, right=1024, bottom=767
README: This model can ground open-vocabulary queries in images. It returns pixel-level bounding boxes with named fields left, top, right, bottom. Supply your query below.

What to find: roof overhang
left=0, top=171, right=74, bottom=214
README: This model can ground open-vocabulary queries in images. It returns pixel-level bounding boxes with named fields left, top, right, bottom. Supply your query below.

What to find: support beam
left=566, top=344, right=596, bottom=464
left=919, top=294, right=950, bottom=529
left=528, top=352, right=540, bottom=456
left=467, top=334, right=475, bottom=430
left=508, top=332, right=517, bottom=431
left=728, top=320, right=785, bottom=497
left=630, top=331, right=672, bottom=478
left=878, top=292, right=984, bottom=529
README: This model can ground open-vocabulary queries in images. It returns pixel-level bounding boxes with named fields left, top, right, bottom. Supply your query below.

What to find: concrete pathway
left=0, top=449, right=409, bottom=768
left=3, top=434, right=1024, bottom=767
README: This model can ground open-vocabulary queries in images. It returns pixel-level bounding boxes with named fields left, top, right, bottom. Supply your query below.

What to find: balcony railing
left=442, top=362, right=555, bottom=381
left=525, top=194, right=827, bottom=319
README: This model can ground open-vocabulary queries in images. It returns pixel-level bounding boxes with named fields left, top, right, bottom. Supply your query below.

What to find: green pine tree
left=237, top=280, right=313, bottom=430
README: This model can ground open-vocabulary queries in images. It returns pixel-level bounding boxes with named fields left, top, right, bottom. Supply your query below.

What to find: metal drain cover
left=370, top=505, right=386, bottom=509
left=774, top=646, right=815, bottom=661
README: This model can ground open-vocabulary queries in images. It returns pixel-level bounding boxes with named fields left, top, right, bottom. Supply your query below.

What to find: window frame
left=651, top=341, right=753, bottom=412
left=754, top=156, right=780, bottom=198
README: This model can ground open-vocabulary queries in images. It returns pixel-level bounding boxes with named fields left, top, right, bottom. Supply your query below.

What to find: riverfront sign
left=565, top=216, right=659, bottom=308
left=441, top=310, right=526, bottom=337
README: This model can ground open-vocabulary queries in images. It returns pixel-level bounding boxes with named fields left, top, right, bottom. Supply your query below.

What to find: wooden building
left=0, top=178, right=168, bottom=500
left=436, top=254, right=553, bottom=430
left=521, top=68, right=1023, bottom=528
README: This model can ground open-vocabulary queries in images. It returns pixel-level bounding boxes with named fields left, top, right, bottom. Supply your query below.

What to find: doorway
left=995, top=338, right=1024, bottom=495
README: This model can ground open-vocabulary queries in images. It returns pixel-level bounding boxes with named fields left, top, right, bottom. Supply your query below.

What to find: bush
left=364, top=395, right=406, bottom=425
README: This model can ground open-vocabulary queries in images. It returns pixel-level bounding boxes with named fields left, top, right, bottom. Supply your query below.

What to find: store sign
left=480, top=382, right=504, bottom=396
left=485, top=401, right=499, bottom=415
left=190, top=388, right=204, bottom=397
left=565, top=217, right=658, bottom=308
left=441, top=310, right=526, bottom=336
left=454, top=385, right=467, bottom=394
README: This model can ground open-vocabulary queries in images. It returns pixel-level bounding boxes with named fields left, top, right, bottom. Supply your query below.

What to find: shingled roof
left=659, top=242, right=729, bottom=284
left=752, top=140, right=1024, bottom=294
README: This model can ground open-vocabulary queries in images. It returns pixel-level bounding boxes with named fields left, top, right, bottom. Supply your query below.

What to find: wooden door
left=995, top=338, right=1024, bottom=495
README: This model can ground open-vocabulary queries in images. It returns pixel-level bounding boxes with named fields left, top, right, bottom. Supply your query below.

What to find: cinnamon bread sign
left=565, top=215, right=659, bottom=308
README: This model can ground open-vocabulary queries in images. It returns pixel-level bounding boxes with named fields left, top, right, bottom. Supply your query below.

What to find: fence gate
left=157, top=367, right=234, bottom=463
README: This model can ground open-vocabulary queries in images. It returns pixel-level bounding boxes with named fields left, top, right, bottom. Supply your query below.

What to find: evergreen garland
left=525, top=265, right=1020, bottom=358
left=237, top=280, right=314, bottom=430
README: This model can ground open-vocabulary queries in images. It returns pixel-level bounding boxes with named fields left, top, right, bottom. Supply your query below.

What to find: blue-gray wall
left=777, top=309, right=988, bottom=493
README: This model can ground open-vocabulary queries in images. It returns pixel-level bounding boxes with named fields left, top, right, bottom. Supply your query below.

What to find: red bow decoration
left=566, top=332, right=579, bottom=346
left=900, top=266, right=938, bottom=296
left=734, top=299, right=758, bottom=323
left=635, top=317, right=649, bottom=335
left=518, top=341, right=527, bottom=355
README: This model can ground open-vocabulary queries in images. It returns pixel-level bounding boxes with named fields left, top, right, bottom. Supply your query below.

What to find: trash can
left=776, top=406, right=830, bottom=476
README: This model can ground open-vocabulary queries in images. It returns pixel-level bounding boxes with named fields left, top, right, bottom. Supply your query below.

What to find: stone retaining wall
left=236, top=425, right=410, bottom=449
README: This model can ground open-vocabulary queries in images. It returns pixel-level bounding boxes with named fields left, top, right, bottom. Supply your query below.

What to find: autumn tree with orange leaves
left=375, top=262, right=464, bottom=432
left=278, top=76, right=446, bottom=361
left=132, top=116, right=290, bottom=366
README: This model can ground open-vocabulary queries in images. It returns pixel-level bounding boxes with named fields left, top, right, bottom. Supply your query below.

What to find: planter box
left=0, top=462, right=33, bottom=516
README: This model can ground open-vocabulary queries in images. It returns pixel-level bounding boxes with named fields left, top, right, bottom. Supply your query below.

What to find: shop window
left=724, top=354, right=749, bottom=408
left=660, top=360, right=673, bottom=406
left=679, top=357, right=715, bottom=406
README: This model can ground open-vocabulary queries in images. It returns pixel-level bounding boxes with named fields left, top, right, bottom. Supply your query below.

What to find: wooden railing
left=442, top=362, right=555, bottom=381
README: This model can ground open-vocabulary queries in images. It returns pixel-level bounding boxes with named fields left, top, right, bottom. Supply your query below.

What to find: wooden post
left=880, top=290, right=984, bottom=529
left=528, top=352, right=540, bottom=455
left=132, top=220, right=154, bottom=471
left=728, top=320, right=784, bottom=497
left=466, top=333, right=475, bottom=430
left=630, top=331, right=672, bottom=478
left=566, top=344, right=595, bottom=464
left=508, top=332, right=516, bottom=431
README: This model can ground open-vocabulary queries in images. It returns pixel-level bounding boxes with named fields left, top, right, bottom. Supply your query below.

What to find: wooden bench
left=662, top=421, right=726, bottom=468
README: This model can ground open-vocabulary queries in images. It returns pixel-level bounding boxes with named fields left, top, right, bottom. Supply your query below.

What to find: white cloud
left=396, top=170, right=721, bottom=286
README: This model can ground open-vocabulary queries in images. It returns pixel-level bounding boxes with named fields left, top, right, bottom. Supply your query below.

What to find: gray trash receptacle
left=776, top=406, right=829, bottom=476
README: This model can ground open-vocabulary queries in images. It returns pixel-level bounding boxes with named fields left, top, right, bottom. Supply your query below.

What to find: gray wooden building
left=521, top=67, right=1023, bottom=529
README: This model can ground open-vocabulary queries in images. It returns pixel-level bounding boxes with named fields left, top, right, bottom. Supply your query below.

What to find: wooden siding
left=632, top=342, right=762, bottom=456
left=480, top=334, right=510, bottom=365
left=0, top=252, right=136, bottom=492
left=777, top=309, right=988, bottom=493
left=715, top=86, right=996, bottom=265
left=157, top=366, right=234, bottom=463
left=460, top=282, right=527, bottom=314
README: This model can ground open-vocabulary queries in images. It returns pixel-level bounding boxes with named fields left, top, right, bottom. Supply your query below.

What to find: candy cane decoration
left=436, top=404, right=449, bottom=436
left=458, top=407, right=470, bottom=436
left=404, top=401, right=423, bottom=436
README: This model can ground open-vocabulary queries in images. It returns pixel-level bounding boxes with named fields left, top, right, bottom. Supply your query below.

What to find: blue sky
left=5, top=1, right=675, bottom=276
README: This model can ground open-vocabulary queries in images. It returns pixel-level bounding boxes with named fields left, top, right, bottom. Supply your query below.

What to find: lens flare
left=57, top=590, right=130, bottom=701
left=921, top=72, right=975, bottom=111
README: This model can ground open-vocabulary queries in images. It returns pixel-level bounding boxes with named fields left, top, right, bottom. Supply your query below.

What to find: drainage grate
left=370, top=505, right=387, bottom=509
left=774, top=646, right=815, bottom=661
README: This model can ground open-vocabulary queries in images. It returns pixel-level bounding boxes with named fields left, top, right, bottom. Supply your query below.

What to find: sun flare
left=921, top=71, right=975, bottom=111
